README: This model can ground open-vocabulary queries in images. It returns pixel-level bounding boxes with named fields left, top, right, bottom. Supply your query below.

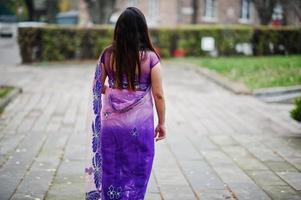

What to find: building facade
left=113, top=0, right=300, bottom=27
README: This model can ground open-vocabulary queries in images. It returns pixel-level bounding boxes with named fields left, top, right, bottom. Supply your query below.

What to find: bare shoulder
left=102, top=44, right=113, bottom=54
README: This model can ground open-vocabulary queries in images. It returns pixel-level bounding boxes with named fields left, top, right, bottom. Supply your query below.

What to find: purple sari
left=85, top=47, right=159, bottom=200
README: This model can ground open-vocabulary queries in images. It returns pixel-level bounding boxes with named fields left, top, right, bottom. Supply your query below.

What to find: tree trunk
left=253, top=0, right=277, bottom=25
left=46, top=0, right=59, bottom=23
left=24, top=0, right=35, bottom=21
left=192, top=0, right=199, bottom=24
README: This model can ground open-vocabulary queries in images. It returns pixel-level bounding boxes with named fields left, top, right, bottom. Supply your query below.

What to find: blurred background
left=1, top=0, right=300, bottom=26
left=1, top=0, right=300, bottom=104
left=0, top=1, right=301, bottom=200
left=0, top=0, right=300, bottom=63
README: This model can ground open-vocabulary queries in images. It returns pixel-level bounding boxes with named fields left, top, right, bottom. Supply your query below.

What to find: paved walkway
left=0, top=61, right=301, bottom=200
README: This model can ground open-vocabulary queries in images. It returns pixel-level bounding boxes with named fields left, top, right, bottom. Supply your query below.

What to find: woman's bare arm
left=151, top=62, right=166, bottom=141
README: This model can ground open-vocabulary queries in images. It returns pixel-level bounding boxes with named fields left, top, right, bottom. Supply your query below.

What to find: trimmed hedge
left=291, top=97, right=301, bottom=122
left=18, top=25, right=301, bottom=63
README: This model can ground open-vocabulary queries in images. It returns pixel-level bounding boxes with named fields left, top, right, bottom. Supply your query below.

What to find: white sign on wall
left=201, top=37, right=215, bottom=51
left=235, top=43, right=252, bottom=55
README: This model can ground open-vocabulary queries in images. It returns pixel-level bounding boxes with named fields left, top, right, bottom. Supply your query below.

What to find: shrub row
left=18, top=25, right=301, bottom=63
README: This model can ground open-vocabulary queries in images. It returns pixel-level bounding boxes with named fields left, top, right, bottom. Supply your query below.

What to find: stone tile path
left=0, top=61, right=301, bottom=200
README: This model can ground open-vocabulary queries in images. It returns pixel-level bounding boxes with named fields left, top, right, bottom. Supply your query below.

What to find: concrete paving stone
left=146, top=173, right=160, bottom=194
left=62, top=96, right=79, bottom=125
left=53, top=160, right=85, bottom=179
left=31, top=98, right=58, bottom=132
left=201, top=149, right=269, bottom=200
left=46, top=160, right=85, bottom=200
left=154, top=167, right=190, bottom=186
left=188, top=135, right=219, bottom=151
left=198, top=189, right=233, bottom=200
left=246, top=144, right=284, bottom=162
left=159, top=184, right=198, bottom=200
left=59, top=124, right=75, bottom=132
left=266, top=138, right=301, bottom=158
left=247, top=170, right=288, bottom=186
left=64, top=132, right=86, bottom=162
left=165, top=133, right=204, bottom=162
left=213, top=165, right=254, bottom=184
left=45, top=176, right=85, bottom=200
left=180, top=160, right=225, bottom=190
left=10, top=167, right=52, bottom=200
left=209, top=135, right=238, bottom=147
left=261, top=185, right=301, bottom=200
left=193, top=97, right=237, bottom=135
left=1, top=62, right=301, bottom=199
left=52, top=94, right=71, bottom=117
left=74, top=115, right=87, bottom=133
left=0, top=131, right=48, bottom=199
left=293, top=163, right=301, bottom=171
left=226, top=182, right=271, bottom=200
left=201, top=150, right=239, bottom=168
left=221, top=146, right=269, bottom=171
left=231, top=134, right=260, bottom=146
left=145, top=192, right=162, bottom=200
left=276, top=172, right=301, bottom=190
left=265, top=161, right=298, bottom=173
left=46, top=121, right=61, bottom=133
left=247, top=103, right=300, bottom=135
left=0, top=133, right=25, bottom=167
left=11, top=131, right=70, bottom=199
left=201, top=149, right=271, bottom=199
left=266, top=144, right=301, bottom=170
left=35, top=93, right=51, bottom=109
left=153, top=138, right=180, bottom=162
left=16, top=116, right=37, bottom=133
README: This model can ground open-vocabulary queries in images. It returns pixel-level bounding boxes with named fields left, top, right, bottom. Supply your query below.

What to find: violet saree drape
left=84, top=51, right=155, bottom=200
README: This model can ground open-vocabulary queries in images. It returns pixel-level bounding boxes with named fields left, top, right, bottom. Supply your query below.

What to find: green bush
left=291, top=97, right=301, bottom=122
left=18, top=27, right=42, bottom=63
left=18, top=25, right=301, bottom=63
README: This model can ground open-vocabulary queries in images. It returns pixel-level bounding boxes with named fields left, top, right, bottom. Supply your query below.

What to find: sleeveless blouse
left=100, top=46, right=160, bottom=91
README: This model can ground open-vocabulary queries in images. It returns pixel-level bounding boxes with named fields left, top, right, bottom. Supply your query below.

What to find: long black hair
left=111, top=7, right=160, bottom=91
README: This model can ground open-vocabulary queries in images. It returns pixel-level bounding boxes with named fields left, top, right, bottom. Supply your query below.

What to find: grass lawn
left=0, top=86, right=14, bottom=113
left=0, top=87, right=13, bottom=99
left=172, top=55, right=301, bottom=90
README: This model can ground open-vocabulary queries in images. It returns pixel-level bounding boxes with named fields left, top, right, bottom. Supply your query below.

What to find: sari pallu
left=85, top=53, right=155, bottom=200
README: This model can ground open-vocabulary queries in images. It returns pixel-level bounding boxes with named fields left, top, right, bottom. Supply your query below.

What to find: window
left=240, top=0, right=251, bottom=20
left=148, top=0, right=159, bottom=24
left=204, top=0, right=216, bottom=19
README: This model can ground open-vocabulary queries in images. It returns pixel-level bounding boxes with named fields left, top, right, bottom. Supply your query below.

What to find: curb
left=194, top=67, right=252, bottom=95
left=253, top=85, right=301, bottom=104
left=0, top=87, right=22, bottom=112
left=253, top=85, right=301, bottom=97
left=171, top=61, right=252, bottom=95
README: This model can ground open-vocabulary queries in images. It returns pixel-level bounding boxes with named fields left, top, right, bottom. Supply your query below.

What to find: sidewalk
left=0, top=61, right=300, bottom=200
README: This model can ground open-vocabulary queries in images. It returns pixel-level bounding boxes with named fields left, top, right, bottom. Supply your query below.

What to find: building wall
left=196, top=0, right=260, bottom=25
left=114, top=0, right=296, bottom=27
left=178, top=0, right=194, bottom=24
left=115, top=0, right=178, bottom=26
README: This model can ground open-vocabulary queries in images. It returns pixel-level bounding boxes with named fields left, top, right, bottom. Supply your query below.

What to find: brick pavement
left=0, top=61, right=301, bottom=200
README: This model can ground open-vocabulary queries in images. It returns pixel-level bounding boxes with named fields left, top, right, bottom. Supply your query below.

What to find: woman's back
left=101, top=46, right=160, bottom=91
